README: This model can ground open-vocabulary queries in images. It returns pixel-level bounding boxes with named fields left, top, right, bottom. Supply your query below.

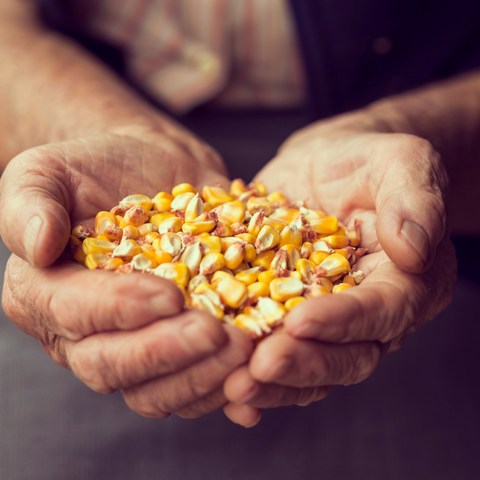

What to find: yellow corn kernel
left=333, top=283, right=352, bottom=293
left=299, top=207, right=325, bottom=222
left=112, top=239, right=143, bottom=258
left=247, top=281, right=270, bottom=302
left=188, top=274, right=209, bottom=293
left=171, top=192, right=196, bottom=212
left=312, top=239, right=335, bottom=253
left=258, top=270, right=277, bottom=285
left=182, top=219, right=216, bottom=235
left=269, top=277, right=304, bottom=303
left=320, top=235, right=350, bottom=249
left=279, top=224, right=302, bottom=248
left=122, top=206, right=149, bottom=227
left=334, top=248, right=353, bottom=260
left=190, top=293, right=224, bottom=319
left=255, top=225, right=280, bottom=253
left=211, top=270, right=234, bottom=288
left=269, top=207, right=300, bottom=224
left=158, top=217, right=183, bottom=234
left=346, top=218, right=361, bottom=247
left=309, top=216, right=338, bottom=235
left=304, top=284, right=330, bottom=298
left=197, top=235, right=222, bottom=255
left=144, top=232, right=160, bottom=244
left=261, top=217, right=286, bottom=232
left=220, top=237, right=245, bottom=252
left=269, top=249, right=287, bottom=271
left=115, top=215, right=124, bottom=226
left=150, top=213, right=176, bottom=226
left=352, top=270, right=366, bottom=285
left=82, top=238, right=117, bottom=255
left=267, top=191, right=288, bottom=206
left=72, top=224, right=96, bottom=240
left=153, top=262, right=190, bottom=287
left=301, top=242, right=314, bottom=258
left=234, top=314, right=263, bottom=338
left=256, top=297, right=286, bottom=326
left=229, top=179, right=248, bottom=198
left=235, top=266, right=262, bottom=286
left=213, top=201, right=246, bottom=224
left=122, top=225, right=140, bottom=241
left=172, top=183, right=198, bottom=197
left=224, top=242, right=246, bottom=270
left=285, top=296, right=306, bottom=311
left=152, top=197, right=172, bottom=213
left=100, top=258, right=124, bottom=271
left=247, top=211, right=264, bottom=237
left=235, top=233, right=256, bottom=245
left=211, top=220, right=233, bottom=237
left=160, top=232, right=183, bottom=256
left=69, top=235, right=82, bottom=247
left=202, top=185, right=233, bottom=208
left=216, top=276, right=249, bottom=309
left=136, top=223, right=158, bottom=237
left=246, top=196, right=274, bottom=216
left=153, top=249, right=173, bottom=265
left=184, top=193, right=204, bottom=223
left=95, top=234, right=109, bottom=242
left=244, top=243, right=257, bottom=263
left=103, top=225, right=123, bottom=242
left=251, top=250, right=275, bottom=269
left=280, top=244, right=301, bottom=270
left=296, top=258, right=316, bottom=283
left=131, top=253, right=155, bottom=271
left=72, top=245, right=87, bottom=266
left=342, top=274, right=356, bottom=287
left=199, top=252, right=225, bottom=275
left=318, top=253, right=351, bottom=277
left=250, top=182, right=267, bottom=196
left=85, top=253, right=110, bottom=270
left=94, top=211, right=117, bottom=235
left=179, top=242, right=203, bottom=276
left=204, top=202, right=213, bottom=212
left=314, top=277, right=334, bottom=293
left=309, top=250, right=330, bottom=266
left=119, top=194, right=152, bottom=212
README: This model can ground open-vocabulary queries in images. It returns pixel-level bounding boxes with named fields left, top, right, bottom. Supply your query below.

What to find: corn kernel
left=285, top=296, right=306, bottom=311
left=309, top=250, right=330, bottom=265
left=184, top=193, right=204, bottom=222
left=82, top=238, right=117, bottom=255
left=247, top=196, right=274, bottom=216
left=280, top=224, right=302, bottom=248
left=224, top=242, right=246, bottom=270
left=198, top=235, right=222, bottom=255
left=230, top=179, right=248, bottom=198
left=200, top=252, right=225, bottom=275
left=94, top=211, right=117, bottom=235
left=112, top=239, right=142, bottom=259
left=320, top=235, right=350, bottom=249
left=150, top=212, right=176, bottom=226
left=119, top=194, right=152, bottom=212
left=251, top=250, right=275, bottom=269
left=85, top=253, right=110, bottom=270
left=172, top=183, right=198, bottom=197
left=235, top=266, right=262, bottom=285
left=247, top=211, right=264, bottom=237
left=267, top=191, right=288, bottom=206
left=244, top=243, right=257, bottom=263
left=333, top=283, right=352, bottom=293
left=296, top=258, right=316, bottom=283
left=318, top=253, right=351, bottom=277
left=309, top=216, right=338, bottom=235
left=154, top=262, right=190, bottom=287
left=213, top=201, right=246, bottom=224
left=157, top=217, right=183, bottom=234
left=269, top=277, right=304, bottom=303
left=235, top=233, right=256, bottom=245
left=256, top=297, right=286, bottom=326
left=202, top=185, right=233, bottom=207
left=216, top=276, right=248, bottom=309
left=247, top=281, right=270, bottom=302
left=171, top=192, right=196, bottom=212
left=269, top=207, right=300, bottom=224
left=255, top=225, right=280, bottom=253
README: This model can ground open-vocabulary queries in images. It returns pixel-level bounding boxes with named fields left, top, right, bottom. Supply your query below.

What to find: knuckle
left=297, top=386, right=331, bottom=406
left=123, top=390, right=170, bottom=419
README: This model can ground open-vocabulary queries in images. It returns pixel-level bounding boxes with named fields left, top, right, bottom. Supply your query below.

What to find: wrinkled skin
left=0, top=128, right=253, bottom=420
left=223, top=117, right=457, bottom=427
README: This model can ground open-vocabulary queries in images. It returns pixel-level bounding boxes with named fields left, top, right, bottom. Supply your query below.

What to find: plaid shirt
left=73, top=0, right=306, bottom=113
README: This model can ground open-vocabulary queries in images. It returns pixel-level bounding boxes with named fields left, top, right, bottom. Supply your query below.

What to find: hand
left=1, top=126, right=253, bottom=419
left=223, top=114, right=457, bottom=427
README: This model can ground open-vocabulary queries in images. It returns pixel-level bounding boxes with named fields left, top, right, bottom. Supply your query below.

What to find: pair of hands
left=0, top=115, right=456, bottom=427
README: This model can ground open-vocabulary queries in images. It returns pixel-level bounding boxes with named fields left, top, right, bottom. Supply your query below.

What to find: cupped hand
left=0, top=127, right=253, bottom=419
left=223, top=115, right=457, bottom=427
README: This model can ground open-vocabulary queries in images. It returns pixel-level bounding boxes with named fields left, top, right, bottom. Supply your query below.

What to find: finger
left=63, top=310, right=229, bottom=393
left=285, top=240, right=456, bottom=344
left=0, top=148, right=72, bottom=267
left=248, top=333, right=382, bottom=388
left=2, top=255, right=184, bottom=340
left=224, top=365, right=332, bottom=408
left=223, top=403, right=262, bottom=428
left=373, top=135, right=448, bottom=273
left=122, top=326, right=252, bottom=417
left=174, top=388, right=227, bottom=419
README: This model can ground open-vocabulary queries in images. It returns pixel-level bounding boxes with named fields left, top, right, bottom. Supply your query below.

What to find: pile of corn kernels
left=69, top=180, right=366, bottom=338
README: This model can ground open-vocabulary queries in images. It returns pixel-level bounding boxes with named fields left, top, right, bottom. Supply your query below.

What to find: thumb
left=374, top=138, right=448, bottom=273
left=0, top=151, right=71, bottom=267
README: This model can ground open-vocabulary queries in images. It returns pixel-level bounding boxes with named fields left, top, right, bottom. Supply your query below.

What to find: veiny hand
left=0, top=126, right=252, bottom=419
left=223, top=114, right=457, bottom=427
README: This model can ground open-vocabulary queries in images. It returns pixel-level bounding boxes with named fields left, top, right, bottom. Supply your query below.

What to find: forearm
left=0, top=1, right=216, bottom=172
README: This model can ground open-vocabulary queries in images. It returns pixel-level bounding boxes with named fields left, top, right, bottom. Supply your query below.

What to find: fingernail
left=181, top=320, right=217, bottom=354
left=23, top=215, right=43, bottom=266
left=292, top=322, right=315, bottom=337
left=261, top=356, right=294, bottom=382
left=237, top=382, right=260, bottom=404
left=401, top=220, right=429, bottom=264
